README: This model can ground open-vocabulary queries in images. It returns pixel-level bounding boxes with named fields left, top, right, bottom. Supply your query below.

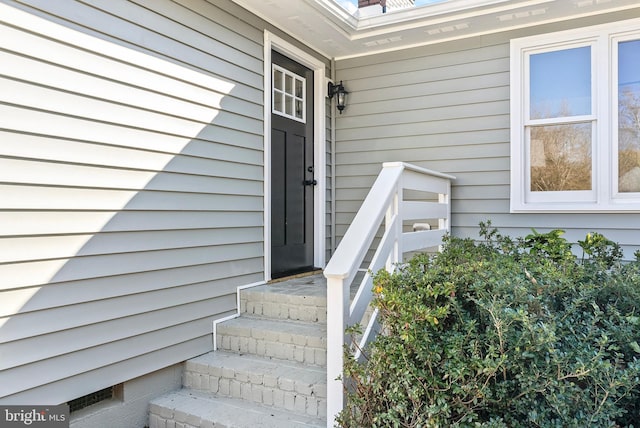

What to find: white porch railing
left=323, top=162, right=455, bottom=427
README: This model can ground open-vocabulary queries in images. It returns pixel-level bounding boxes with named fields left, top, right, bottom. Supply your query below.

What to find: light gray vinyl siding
left=334, top=10, right=640, bottom=260
left=0, top=0, right=270, bottom=404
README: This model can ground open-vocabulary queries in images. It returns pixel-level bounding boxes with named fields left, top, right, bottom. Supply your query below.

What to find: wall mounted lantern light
left=328, top=80, right=348, bottom=114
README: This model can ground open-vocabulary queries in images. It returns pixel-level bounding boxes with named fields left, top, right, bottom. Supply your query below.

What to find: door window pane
left=285, top=75, right=293, bottom=94
left=272, top=64, right=306, bottom=123
left=285, top=95, right=293, bottom=116
left=273, top=92, right=283, bottom=114
left=529, top=123, right=592, bottom=191
left=295, top=100, right=303, bottom=120
left=274, top=69, right=283, bottom=91
left=530, top=47, right=591, bottom=119
left=295, top=79, right=303, bottom=98
left=618, top=39, right=640, bottom=192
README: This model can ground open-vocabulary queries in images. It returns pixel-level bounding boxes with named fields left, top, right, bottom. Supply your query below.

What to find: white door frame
left=263, top=31, right=327, bottom=281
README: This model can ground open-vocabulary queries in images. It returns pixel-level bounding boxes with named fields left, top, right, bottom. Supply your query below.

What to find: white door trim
left=263, top=31, right=327, bottom=281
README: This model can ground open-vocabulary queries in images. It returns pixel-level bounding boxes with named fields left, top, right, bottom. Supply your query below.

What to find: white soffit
left=231, top=0, right=640, bottom=59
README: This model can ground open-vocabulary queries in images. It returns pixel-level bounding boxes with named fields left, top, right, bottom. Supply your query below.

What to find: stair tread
left=189, top=351, right=325, bottom=382
left=151, top=389, right=325, bottom=428
left=243, top=284, right=326, bottom=304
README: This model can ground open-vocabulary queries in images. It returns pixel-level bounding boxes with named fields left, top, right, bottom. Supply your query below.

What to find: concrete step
left=241, top=280, right=327, bottom=323
left=216, top=317, right=327, bottom=367
left=149, top=389, right=325, bottom=428
left=150, top=274, right=331, bottom=427
left=183, top=351, right=326, bottom=419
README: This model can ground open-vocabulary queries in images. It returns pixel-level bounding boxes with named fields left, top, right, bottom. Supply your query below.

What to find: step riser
left=184, top=371, right=326, bottom=419
left=240, top=286, right=327, bottom=323
left=216, top=332, right=326, bottom=367
left=150, top=410, right=322, bottom=428
left=241, top=298, right=327, bottom=323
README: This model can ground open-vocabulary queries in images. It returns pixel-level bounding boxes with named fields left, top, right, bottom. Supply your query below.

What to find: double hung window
left=510, top=19, right=640, bottom=211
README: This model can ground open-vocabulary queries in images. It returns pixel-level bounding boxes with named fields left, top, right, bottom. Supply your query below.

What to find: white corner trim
left=212, top=280, right=266, bottom=350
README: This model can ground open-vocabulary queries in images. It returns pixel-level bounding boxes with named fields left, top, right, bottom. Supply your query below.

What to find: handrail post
left=326, top=275, right=348, bottom=427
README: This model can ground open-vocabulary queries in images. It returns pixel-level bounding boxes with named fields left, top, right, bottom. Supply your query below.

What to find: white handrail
left=323, top=162, right=455, bottom=427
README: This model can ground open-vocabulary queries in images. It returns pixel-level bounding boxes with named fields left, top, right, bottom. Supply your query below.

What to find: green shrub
left=339, top=223, right=640, bottom=427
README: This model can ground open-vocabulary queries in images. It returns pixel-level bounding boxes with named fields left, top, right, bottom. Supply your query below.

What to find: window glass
left=529, top=123, right=592, bottom=191
left=530, top=47, right=591, bottom=119
left=295, top=79, right=303, bottom=98
left=295, top=100, right=303, bottom=120
left=274, top=69, right=283, bottom=91
left=618, top=39, right=640, bottom=192
left=285, top=95, right=293, bottom=116
left=285, top=75, right=293, bottom=95
left=273, top=92, right=283, bottom=114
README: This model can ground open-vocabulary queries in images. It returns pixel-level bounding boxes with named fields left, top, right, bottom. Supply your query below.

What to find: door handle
left=303, top=179, right=318, bottom=186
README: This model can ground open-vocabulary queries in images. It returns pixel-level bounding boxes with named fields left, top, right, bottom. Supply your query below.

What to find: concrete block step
left=241, top=284, right=326, bottom=323
left=183, top=351, right=326, bottom=418
left=149, top=389, right=325, bottom=428
left=216, top=317, right=326, bottom=367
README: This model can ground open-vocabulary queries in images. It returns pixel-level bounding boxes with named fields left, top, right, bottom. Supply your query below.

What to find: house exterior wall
left=69, top=364, right=182, bottom=428
left=334, top=9, right=640, bottom=260
left=0, top=0, right=330, bottom=406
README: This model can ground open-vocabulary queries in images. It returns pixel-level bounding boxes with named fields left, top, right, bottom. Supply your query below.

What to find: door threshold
left=269, top=269, right=323, bottom=284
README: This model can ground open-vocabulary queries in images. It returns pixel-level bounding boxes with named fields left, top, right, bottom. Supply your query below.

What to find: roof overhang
left=231, top=0, right=640, bottom=59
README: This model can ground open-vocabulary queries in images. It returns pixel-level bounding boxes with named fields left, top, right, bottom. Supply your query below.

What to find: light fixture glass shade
left=336, top=90, right=346, bottom=112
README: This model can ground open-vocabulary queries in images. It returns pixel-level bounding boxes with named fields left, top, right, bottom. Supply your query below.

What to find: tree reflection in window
left=530, top=122, right=592, bottom=191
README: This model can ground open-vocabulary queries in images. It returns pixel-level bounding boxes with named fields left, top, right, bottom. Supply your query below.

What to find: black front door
left=271, top=51, right=314, bottom=278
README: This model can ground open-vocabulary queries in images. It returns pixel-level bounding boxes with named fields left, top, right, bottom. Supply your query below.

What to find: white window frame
left=510, top=18, right=640, bottom=212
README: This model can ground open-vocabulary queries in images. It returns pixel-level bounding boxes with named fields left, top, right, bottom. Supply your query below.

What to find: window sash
left=526, top=44, right=593, bottom=121
left=522, top=42, right=597, bottom=203
left=524, top=121, right=596, bottom=203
